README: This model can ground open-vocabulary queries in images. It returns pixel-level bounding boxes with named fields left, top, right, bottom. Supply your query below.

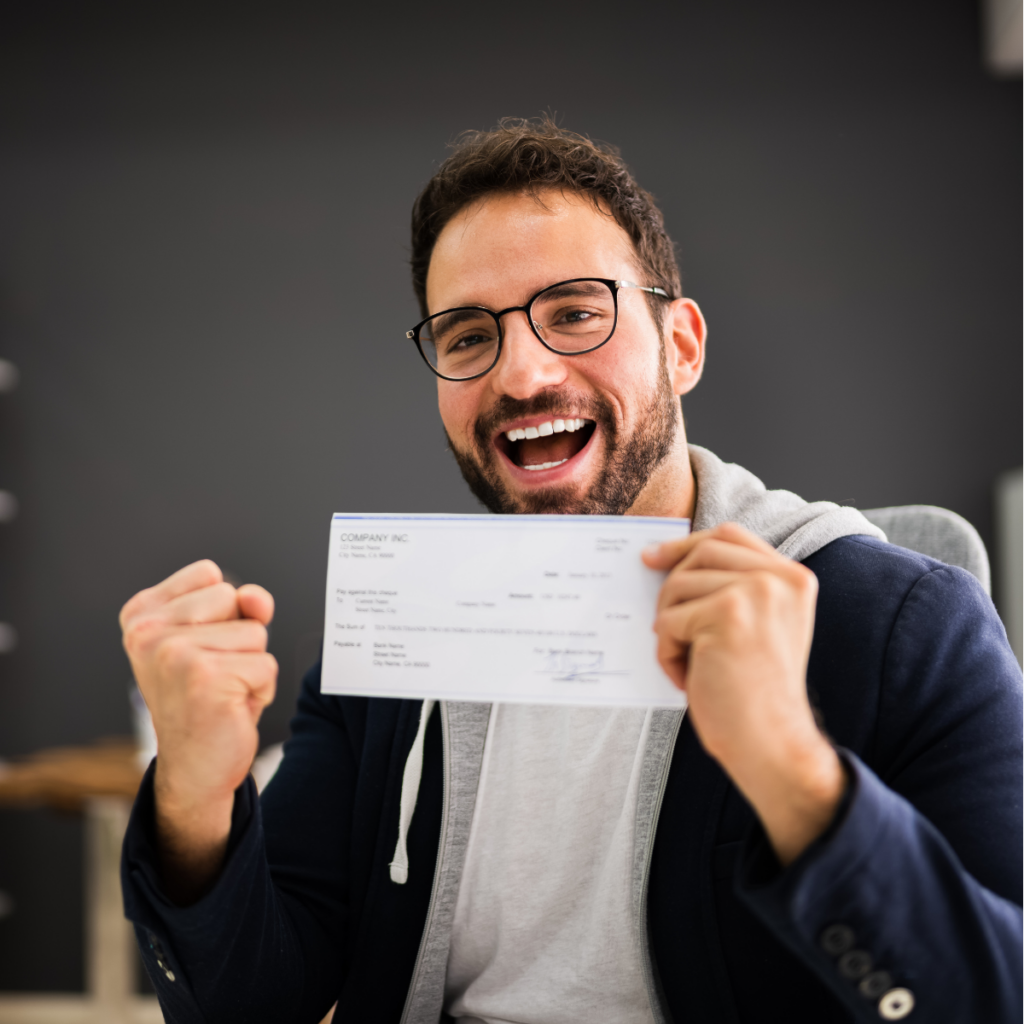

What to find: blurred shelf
left=0, top=995, right=163, bottom=1023
left=0, top=740, right=144, bottom=813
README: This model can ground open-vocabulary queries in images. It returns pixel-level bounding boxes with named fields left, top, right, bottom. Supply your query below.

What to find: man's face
left=426, top=190, right=703, bottom=516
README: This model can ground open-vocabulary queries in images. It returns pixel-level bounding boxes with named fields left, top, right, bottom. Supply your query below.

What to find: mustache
left=472, top=388, right=615, bottom=449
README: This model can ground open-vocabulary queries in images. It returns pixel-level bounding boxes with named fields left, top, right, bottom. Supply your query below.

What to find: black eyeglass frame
left=405, top=277, right=671, bottom=382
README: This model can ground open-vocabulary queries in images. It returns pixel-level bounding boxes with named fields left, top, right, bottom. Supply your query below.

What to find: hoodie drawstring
left=389, top=699, right=436, bottom=884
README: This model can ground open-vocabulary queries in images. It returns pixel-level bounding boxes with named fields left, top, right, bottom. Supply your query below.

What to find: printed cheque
left=321, top=514, right=691, bottom=707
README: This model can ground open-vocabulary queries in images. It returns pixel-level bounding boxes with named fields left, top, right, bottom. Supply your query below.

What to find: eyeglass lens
left=419, top=279, right=617, bottom=380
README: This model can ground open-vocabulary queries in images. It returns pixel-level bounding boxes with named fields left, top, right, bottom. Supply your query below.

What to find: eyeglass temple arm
left=616, top=280, right=670, bottom=298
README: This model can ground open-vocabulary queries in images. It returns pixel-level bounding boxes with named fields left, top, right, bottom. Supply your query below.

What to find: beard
left=446, top=357, right=680, bottom=516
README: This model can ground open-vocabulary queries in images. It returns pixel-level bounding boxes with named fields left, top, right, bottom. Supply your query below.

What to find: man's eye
left=448, top=332, right=493, bottom=352
left=552, top=307, right=602, bottom=327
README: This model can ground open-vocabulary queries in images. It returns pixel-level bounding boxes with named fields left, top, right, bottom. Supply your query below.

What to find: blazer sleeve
left=735, top=564, right=1023, bottom=1024
left=121, top=672, right=360, bottom=1024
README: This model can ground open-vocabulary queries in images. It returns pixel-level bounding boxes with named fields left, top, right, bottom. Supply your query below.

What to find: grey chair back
left=861, top=505, right=991, bottom=596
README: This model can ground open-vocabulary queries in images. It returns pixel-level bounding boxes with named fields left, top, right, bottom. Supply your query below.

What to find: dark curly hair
left=410, top=117, right=682, bottom=323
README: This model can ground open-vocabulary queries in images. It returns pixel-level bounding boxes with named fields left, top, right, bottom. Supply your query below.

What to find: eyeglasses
left=406, top=277, right=671, bottom=382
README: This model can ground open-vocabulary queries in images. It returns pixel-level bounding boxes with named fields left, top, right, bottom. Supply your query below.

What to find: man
left=119, top=120, right=1022, bottom=1023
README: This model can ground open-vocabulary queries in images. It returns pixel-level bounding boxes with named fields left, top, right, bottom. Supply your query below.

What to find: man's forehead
left=425, top=189, right=638, bottom=311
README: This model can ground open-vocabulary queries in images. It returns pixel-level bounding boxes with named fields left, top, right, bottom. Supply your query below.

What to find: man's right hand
left=120, top=560, right=278, bottom=904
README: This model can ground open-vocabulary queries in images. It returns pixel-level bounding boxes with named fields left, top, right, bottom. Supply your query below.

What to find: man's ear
left=663, top=298, right=706, bottom=397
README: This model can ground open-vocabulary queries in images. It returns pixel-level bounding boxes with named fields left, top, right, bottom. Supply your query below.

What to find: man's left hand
left=643, top=522, right=846, bottom=866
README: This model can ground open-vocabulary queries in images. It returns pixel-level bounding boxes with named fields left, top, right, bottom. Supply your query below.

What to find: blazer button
left=878, top=987, right=915, bottom=1019
left=838, top=949, right=873, bottom=979
left=819, top=924, right=856, bottom=956
left=859, top=970, right=893, bottom=999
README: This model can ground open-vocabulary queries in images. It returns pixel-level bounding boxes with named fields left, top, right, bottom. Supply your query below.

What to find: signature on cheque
left=538, top=649, right=630, bottom=683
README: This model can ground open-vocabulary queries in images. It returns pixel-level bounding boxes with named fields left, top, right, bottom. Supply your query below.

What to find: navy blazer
left=122, top=537, right=1023, bottom=1023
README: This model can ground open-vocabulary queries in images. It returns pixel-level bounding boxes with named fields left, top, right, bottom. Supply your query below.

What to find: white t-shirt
left=444, top=704, right=658, bottom=1024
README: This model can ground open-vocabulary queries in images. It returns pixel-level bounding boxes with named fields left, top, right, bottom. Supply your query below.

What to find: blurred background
left=0, top=0, right=1019, bottom=1006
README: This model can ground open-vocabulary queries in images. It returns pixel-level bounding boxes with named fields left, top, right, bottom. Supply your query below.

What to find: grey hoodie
left=399, top=445, right=886, bottom=1024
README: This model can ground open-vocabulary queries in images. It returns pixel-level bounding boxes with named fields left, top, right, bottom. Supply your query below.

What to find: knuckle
left=123, top=613, right=163, bottom=655
left=792, top=564, right=818, bottom=597
left=668, top=559, right=691, bottom=580
left=118, top=592, right=145, bottom=630
left=125, top=584, right=154, bottom=610
left=252, top=655, right=278, bottom=705
left=750, top=570, right=784, bottom=604
left=154, top=633, right=191, bottom=673
left=719, top=587, right=746, bottom=619
left=194, top=559, right=223, bottom=583
left=206, top=581, right=237, bottom=608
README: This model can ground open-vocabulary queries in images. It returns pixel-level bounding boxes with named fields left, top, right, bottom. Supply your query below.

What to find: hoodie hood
left=688, top=444, right=886, bottom=559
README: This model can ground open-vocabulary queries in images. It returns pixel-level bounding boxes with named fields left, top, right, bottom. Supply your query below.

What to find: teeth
left=504, top=418, right=590, bottom=442
left=523, top=459, right=568, bottom=472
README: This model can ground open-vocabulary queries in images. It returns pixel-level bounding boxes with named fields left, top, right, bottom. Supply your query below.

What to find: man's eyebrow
left=536, top=281, right=609, bottom=302
left=429, top=281, right=608, bottom=328
left=429, top=307, right=492, bottom=335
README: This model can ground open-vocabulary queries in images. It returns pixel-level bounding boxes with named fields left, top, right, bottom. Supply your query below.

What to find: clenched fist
left=120, top=560, right=278, bottom=903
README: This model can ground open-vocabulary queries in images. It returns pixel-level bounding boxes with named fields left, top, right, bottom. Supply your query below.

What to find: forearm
left=153, top=760, right=235, bottom=905
left=122, top=680, right=364, bottom=1023
left=727, top=731, right=847, bottom=867
left=122, top=765, right=311, bottom=1023
left=697, top=703, right=847, bottom=868
left=738, top=752, right=1024, bottom=1023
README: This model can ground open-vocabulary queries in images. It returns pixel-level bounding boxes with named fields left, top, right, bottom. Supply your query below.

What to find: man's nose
left=489, top=311, right=568, bottom=399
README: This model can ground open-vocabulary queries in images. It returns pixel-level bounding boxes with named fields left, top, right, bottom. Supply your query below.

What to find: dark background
left=0, top=0, right=1019, bottom=992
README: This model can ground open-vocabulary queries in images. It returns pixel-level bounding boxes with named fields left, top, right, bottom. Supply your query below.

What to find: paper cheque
left=321, top=514, right=691, bottom=707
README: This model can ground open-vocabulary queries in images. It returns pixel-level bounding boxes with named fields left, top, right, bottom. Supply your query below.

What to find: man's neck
left=625, top=433, right=695, bottom=520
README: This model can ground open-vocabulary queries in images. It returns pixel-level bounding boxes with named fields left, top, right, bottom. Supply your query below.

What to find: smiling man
left=119, top=121, right=1022, bottom=1024
left=419, top=190, right=694, bottom=519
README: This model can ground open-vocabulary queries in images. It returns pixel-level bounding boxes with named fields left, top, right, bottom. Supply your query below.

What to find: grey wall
left=0, top=0, right=1019, bottom=990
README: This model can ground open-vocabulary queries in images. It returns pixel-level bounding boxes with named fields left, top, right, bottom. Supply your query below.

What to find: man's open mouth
left=494, top=416, right=597, bottom=472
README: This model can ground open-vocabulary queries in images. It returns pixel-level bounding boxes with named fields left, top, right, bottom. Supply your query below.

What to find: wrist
left=154, top=768, right=235, bottom=847
left=154, top=759, right=238, bottom=817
